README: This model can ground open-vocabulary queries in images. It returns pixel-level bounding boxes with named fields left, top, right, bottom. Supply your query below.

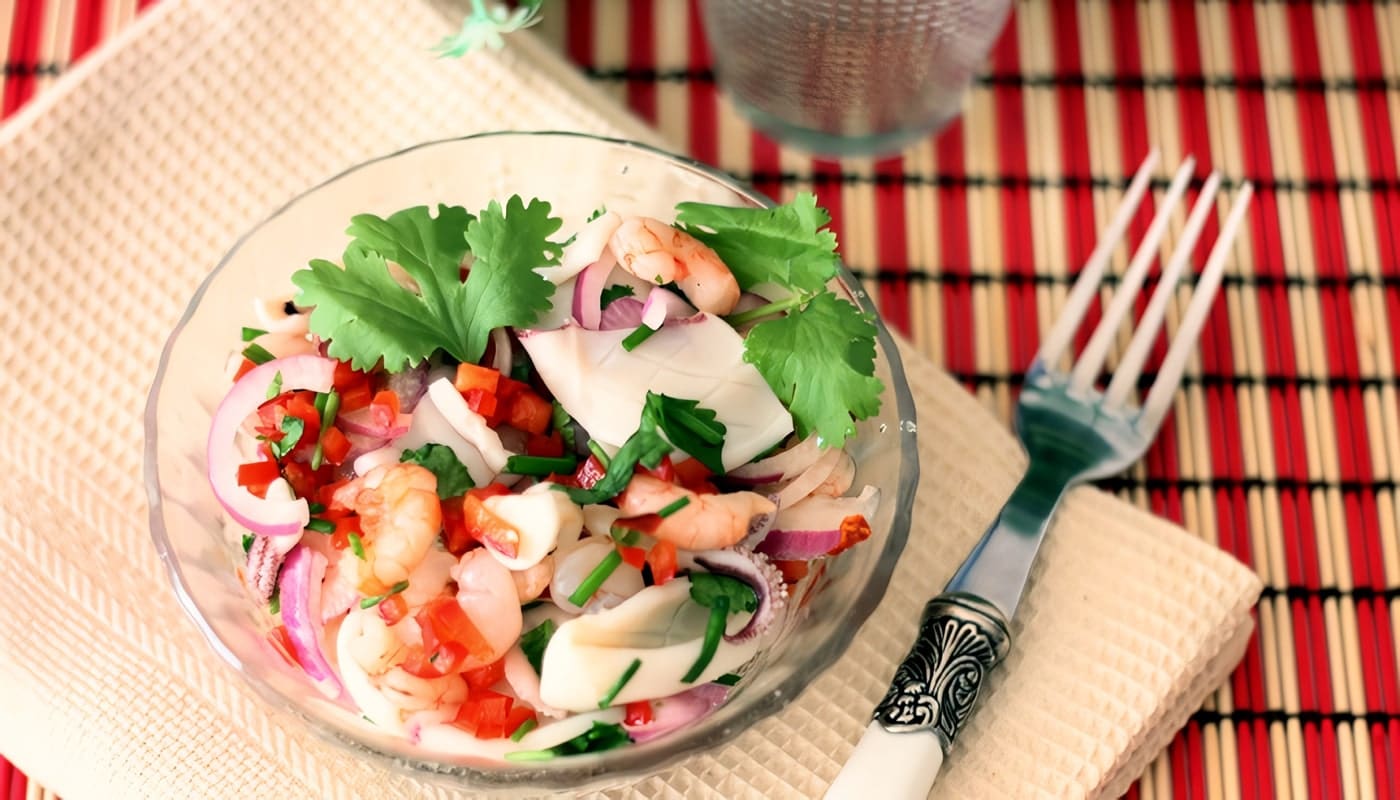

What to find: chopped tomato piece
left=234, top=357, right=258, bottom=381
left=773, top=559, right=809, bottom=584
left=525, top=430, right=565, bottom=458
left=828, top=514, right=872, bottom=556
left=623, top=700, right=653, bottom=726
left=503, top=388, right=552, bottom=435
left=455, top=362, right=501, bottom=395
left=417, top=597, right=495, bottom=665
left=618, top=545, right=647, bottom=570
left=464, top=657, right=507, bottom=691
left=440, top=497, right=474, bottom=556
left=642, top=455, right=676, bottom=483
left=573, top=454, right=608, bottom=490
left=455, top=689, right=516, bottom=739
left=377, top=593, right=409, bottom=626
left=319, top=425, right=351, bottom=466
left=646, top=540, right=677, bottom=585
left=463, top=387, right=498, bottom=420
left=237, top=459, right=281, bottom=489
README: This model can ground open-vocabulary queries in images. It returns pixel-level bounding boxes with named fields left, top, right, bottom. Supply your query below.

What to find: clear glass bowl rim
left=144, top=130, right=920, bottom=792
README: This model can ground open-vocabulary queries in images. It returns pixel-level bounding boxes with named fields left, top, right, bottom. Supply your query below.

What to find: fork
left=825, top=150, right=1254, bottom=799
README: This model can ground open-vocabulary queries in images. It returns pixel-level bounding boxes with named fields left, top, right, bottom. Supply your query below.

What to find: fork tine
left=1105, top=171, right=1223, bottom=406
left=1139, top=182, right=1254, bottom=434
left=1034, top=148, right=1160, bottom=370
left=1068, top=156, right=1196, bottom=392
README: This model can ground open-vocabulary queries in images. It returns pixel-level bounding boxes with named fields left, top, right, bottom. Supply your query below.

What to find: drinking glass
left=699, top=0, right=1012, bottom=156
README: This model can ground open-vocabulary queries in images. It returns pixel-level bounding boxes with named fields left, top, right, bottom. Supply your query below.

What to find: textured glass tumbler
left=700, top=0, right=1012, bottom=156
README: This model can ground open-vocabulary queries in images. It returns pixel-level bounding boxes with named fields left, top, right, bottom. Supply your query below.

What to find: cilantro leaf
left=689, top=572, right=758, bottom=614
left=674, top=192, right=839, bottom=293
left=559, top=425, right=671, bottom=505
left=399, top=443, right=475, bottom=498
left=742, top=292, right=884, bottom=447
left=643, top=393, right=727, bottom=474
left=520, top=619, right=557, bottom=676
left=459, top=196, right=562, bottom=363
left=292, top=198, right=562, bottom=370
left=269, top=416, right=305, bottom=459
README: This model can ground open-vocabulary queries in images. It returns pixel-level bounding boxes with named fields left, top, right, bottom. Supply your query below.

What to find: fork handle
left=824, top=594, right=1011, bottom=799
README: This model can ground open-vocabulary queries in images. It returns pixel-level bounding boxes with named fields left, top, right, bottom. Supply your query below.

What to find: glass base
left=730, top=96, right=963, bottom=158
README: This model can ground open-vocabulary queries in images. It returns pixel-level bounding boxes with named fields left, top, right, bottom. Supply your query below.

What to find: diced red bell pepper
left=329, top=515, right=361, bottom=550
left=573, top=454, right=607, bottom=490
left=331, top=359, right=362, bottom=390
left=828, top=514, right=872, bottom=556
left=525, top=430, right=565, bottom=458
left=624, top=700, right=653, bottom=726
left=673, top=458, right=718, bottom=494
left=646, top=540, right=677, bottom=585
left=338, top=379, right=373, bottom=413
left=502, top=388, right=553, bottom=435
left=641, top=455, right=677, bottom=483
left=233, top=357, right=258, bottom=382
left=455, top=362, right=501, bottom=395
left=417, top=597, right=495, bottom=665
left=459, top=490, right=520, bottom=557
left=377, top=593, right=409, bottom=626
left=440, top=497, right=474, bottom=556
left=464, top=657, right=507, bottom=691
left=454, top=688, right=515, bottom=738
left=237, top=459, right=281, bottom=490
left=319, top=425, right=351, bottom=466
left=618, top=545, right=647, bottom=570
left=281, top=460, right=327, bottom=500
left=504, top=705, right=537, bottom=740
left=463, top=387, right=499, bottom=420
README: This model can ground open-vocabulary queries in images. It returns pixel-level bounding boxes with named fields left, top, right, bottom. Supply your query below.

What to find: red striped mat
left=6, top=1, right=1400, bottom=798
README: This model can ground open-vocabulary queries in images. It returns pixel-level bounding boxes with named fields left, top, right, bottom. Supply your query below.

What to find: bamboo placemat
left=4, top=1, right=1399, bottom=798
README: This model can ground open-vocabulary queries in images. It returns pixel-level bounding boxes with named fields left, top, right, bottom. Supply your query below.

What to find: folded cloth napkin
left=0, top=1, right=1263, bottom=797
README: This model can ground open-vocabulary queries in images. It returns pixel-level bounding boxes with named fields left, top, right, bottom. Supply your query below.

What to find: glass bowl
left=145, top=131, right=919, bottom=794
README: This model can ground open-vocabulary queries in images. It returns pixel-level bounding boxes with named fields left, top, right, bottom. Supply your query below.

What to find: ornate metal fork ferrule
left=871, top=593, right=1011, bottom=753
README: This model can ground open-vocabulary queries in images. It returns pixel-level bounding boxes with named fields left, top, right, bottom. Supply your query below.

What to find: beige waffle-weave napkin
left=0, top=1, right=1263, bottom=797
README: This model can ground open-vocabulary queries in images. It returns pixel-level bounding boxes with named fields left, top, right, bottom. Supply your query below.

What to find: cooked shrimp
left=331, top=463, right=442, bottom=595
left=451, top=549, right=524, bottom=670
left=616, top=475, right=777, bottom=551
left=609, top=216, right=741, bottom=315
left=512, top=556, right=555, bottom=603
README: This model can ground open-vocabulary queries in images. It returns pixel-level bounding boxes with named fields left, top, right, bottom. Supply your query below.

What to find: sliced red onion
left=278, top=544, right=345, bottom=699
left=771, top=446, right=842, bottom=510
left=572, top=257, right=615, bottom=330
left=337, top=405, right=409, bottom=439
left=208, top=355, right=336, bottom=537
left=343, top=431, right=390, bottom=463
left=693, top=548, right=787, bottom=644
left=624, top=683, right=730, bottom=744
left=727, top=434, right=822, bottom=484
left=385, top=362, right=429, bottom=413
left=753, top=528, right=842, bottom=561
left=598, top=296, right=645, bottom=330
left=489, top=327, right=514, bottom=376
left=640, top=287, right=696, bottom=330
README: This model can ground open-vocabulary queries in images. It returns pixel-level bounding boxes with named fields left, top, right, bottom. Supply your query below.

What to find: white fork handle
left=824, top=723, right=945, bottom=799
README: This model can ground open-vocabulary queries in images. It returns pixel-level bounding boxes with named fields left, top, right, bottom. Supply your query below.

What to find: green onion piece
left=672, top=406, right=724, bottom=445
left=682, top=597, right=728, bottom=683
left=307, top=502, right=326, bottom=514
left=504, top=749, right=555, bottom=762
left=587, top=440, right=612, bottom=468
left=266, top=370, right=284, bottom=400
left=241, top=534, right=254, bottom=553
left=598, top=658, right=643, bottom=708
left=242, top=342, right=276, bottom=365
left=310, top=389, right=341, bottom=470
left=305, top=518, right=335, bottom=534
left=348, top=532, right=366, bottom=560
left=241, top=326, right=269, bottom=342
left=268, top=589, right=281, bottom=616
left=511, top=350, right=533, bottom=382
left=551, top=401, right=576, bottom=451
left=509, top=717, right=538, bottom=742
left=621, top=323, right=657, bottom=352
left=657, top=496, right=690, bottom=518
left=568, top=549, right=623, bottom=607
left=715, top=672, right=742, bottom=686
left=609, top=525, right=640, bottom=547
left=358, top=580, right=409, bottom=609
left=504, top=454, right=577, bottom=476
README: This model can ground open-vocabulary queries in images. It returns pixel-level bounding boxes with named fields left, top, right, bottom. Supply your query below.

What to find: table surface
left=5, top=1, right=1400, bottom=798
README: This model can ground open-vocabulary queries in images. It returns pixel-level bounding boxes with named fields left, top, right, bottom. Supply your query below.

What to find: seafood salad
left=207, top=193, right=885, bottom=761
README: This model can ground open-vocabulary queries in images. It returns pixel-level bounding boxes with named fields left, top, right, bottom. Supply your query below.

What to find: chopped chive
left=307, top=502, right=326, bottom=514
left=657, top=496, right=690, bottom=518
left=504, top=454, right=577, bottom=476
left=621, top=323, right=657, bottom=352
left=268, top=589, right=281, bottom=615
left=305, top=518, right=335, bottom=534
left=504, top=749, right=555, bottom=762
left=241, top=533, right=254, bottom=553
left=609, top=525, right=640, bottom=547
left=242, top=342, right=276, bottom=365
left=587, top=440, right=612, bottom=468
left=348, top=532, right=366, bottom=560
left=509, top=717, right=538, bottom=742
left=266, top=370, right=284, bottom=400
left=682, top=597, right=728, bottom=683
left=310, top=389, right=341, bottom=470
left=673, top=407, right=725, bottom=445
left=241, top=326, right=269, bottom=342
left=715, top=672, right=742, bottom=686
left=358, top=581, right=408, bottom=609
left=568, top=549, right=623, bottom=607
left=598, top=658, right=643, bottom=708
